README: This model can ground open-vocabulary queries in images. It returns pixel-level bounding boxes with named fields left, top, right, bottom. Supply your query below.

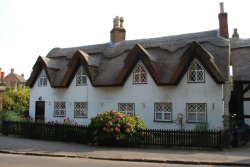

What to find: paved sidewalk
left=0, top=135, right=250, bottom=166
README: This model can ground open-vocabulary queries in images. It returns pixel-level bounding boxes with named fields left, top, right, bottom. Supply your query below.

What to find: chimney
left=21, top=74, right=24, bottom=78
left=218, top=2, right=229, bottom=39
left=232, top=28, right=239, bottom=38
left=110, top=16, right=126, bottom=44
left=11, top=68, right=14, bottom=74
left=1, top=72, right=5, bottom=80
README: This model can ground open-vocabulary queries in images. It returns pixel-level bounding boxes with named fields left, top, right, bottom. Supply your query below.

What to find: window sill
left=74, top=116, right=88, bottom=118
left=186, top=122, right=207, bottom=123
left=154, top=120, right=173, bottom=123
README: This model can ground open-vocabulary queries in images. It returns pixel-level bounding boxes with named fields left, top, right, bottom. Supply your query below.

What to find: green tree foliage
left=3, top=86, right=30, bottom=114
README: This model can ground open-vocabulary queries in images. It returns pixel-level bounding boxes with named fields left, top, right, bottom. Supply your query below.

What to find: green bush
left=3, top=86, right=30, bottom=114
left=89, top=110, right=146, bottom=144
left=1, top=111, right=25, bottom=122
left=194, top=123, right=209, bottom=131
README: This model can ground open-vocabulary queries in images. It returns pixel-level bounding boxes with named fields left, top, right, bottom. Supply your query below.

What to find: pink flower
left=115, top=136, right=120, bottom=141
left=125, top=128, right=130, bottom=133
left=135, top=115, right=140, bottom=119
left=75, top=122, right=78, bottom=125
left=117, top=114, right=123, bottom=119
left=114, top=127, right=120, bottom=133
left=126, top=123, right=132, bottom=128
left=110, top=110, right=116, bottom=114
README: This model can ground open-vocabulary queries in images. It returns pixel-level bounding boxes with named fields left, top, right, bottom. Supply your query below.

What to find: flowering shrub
left=89, top=110, right=146, bottom=144
left=47, top=117, right=79, bottom=126
left=63, top=117, right=74, bottom=125
left=24, top=115, right=33, bottom=122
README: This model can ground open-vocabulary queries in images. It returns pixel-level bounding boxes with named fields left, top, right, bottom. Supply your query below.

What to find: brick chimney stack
left=218, top=2, right=229, bottom=39
left=110, top=16, right=126, bottom=44
left=232, top=28, right=239, bottom=38
left=1, top=72, right=5, bottom=80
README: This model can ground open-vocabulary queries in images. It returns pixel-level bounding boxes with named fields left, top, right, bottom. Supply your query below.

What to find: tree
left=3, top=86, right=30, bottom=114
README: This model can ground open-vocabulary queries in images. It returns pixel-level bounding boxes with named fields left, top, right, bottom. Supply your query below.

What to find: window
left=154, top=103, right=172, bottom=121
left=38, top=70, right=47, bottom=87
left=186, top=103, right=206, bottom=123
left=76, top=66, right=87, bottom=86
left=54, top=102, right=66, bottom=117
left=188, top=59, right=205, bottom=82
left=118, top=103, right=134, bottom=116
left=133, top=61, right=147, bottom=84
left=74, top=102, right=88, bottom=118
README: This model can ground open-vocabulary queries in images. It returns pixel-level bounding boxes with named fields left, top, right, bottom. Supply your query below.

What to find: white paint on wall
left=29, top=66, right=224, bottom=130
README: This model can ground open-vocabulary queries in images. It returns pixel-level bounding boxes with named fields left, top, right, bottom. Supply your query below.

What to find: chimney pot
left=220, top=2, right=224, bottom=13
left=21, top=73, right=24, bottom=78
left=11, top=68, right=14, bottom=74
left=120, top=16, right=124, bottom=28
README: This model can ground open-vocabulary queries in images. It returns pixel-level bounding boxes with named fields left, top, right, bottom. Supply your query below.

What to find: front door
left=35, top=101, right=45, bottom=123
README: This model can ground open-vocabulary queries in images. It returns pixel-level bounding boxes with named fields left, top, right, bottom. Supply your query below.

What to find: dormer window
left=133, top=61, right=147, bottom=84
left=76, top=66, right=87, bottom=86
left=188, top=59, right=205, bottom=83
left=38, top=70, right=47, bottom=87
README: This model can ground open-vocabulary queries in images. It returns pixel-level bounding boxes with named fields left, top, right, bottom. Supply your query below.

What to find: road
left=0, top=153, right=229, bottom=167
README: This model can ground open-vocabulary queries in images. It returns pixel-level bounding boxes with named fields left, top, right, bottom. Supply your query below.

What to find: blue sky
left=0, top=0, right=249, bottom=79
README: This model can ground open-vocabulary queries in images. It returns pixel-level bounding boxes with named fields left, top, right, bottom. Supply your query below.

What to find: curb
left=0, top=150, right=250, bottom=166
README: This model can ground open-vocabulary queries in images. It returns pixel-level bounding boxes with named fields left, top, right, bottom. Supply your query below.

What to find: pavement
left=0, top=134, right=250, bottom=166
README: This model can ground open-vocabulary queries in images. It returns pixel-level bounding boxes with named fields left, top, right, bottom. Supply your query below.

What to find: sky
left=0, top=0, right=250, bottom=79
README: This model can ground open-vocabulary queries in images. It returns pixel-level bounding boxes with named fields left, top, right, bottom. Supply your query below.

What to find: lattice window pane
left=74, top=102, right=88, bottom=118
left=133, top=61, right=147, bottom=84
left=164, top=113, right=171, bottom=120
left=38, top=70, right=47, bottom=87
left=118, top=103, right=134, bottom=116
left=156, top=113, right=162, bottom=120
left=154, top=103, right=172, bottom=121
left=76, top=66, right=87, bottom=86
left=54, top=102, right=66, bottom=117
left=187, top=103, right=206, bottom=122
left=188, top=60, right=204, bottom=82
left=188, top=113, right=196, bottom=122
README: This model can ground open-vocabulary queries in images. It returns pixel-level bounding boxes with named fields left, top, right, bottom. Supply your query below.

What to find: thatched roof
left=231, top=38, right=250, bottom=82
left=27, top=30, right=229, bottom=87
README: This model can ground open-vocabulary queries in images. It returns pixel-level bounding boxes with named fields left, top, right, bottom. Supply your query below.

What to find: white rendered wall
left=29, top=67, right=224, bottom=130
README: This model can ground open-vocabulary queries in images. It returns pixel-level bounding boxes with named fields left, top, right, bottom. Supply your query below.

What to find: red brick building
left=4, top=68, right=26, bottom=89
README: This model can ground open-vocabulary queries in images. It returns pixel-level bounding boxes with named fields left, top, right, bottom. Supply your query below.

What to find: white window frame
left=187, top=59, right=205, bottom=83
left=154, top=102, right=172, bottom=121
left=54, top=101, right=66, bottom=117
left=74, top=102, right=88, bottom=118
left=186, top=103, right=207, bottom=123
left=76, top=66, right=87, bottom=86
left=118, top=103, right=135, bottom=116
left=133, top=61, right=147, bottom=84
left=38, top=70, right=47, bottom=87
